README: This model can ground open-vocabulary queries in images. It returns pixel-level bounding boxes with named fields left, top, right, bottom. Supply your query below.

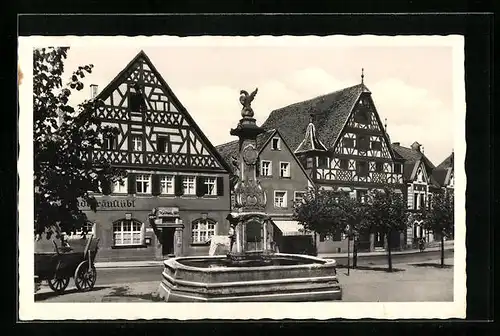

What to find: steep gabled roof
left=392, top=143, right=436, bottom=182
left=93, top=50, right=232, bottom=173
left=433, top=152, right=454, bottom=187
left=437, top=152, right=454, bottom=169
left=262, top=83, right=369, bottom=151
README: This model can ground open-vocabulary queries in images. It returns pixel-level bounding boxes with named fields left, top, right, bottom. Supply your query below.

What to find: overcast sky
left=57, top=37, right=457, bottom=165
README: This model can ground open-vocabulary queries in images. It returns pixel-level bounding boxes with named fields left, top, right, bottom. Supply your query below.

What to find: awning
left=273, top=220, right=310, bottom=236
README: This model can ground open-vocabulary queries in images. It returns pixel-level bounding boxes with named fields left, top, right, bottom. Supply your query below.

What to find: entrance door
left=161, top=228, right=176, bottom=256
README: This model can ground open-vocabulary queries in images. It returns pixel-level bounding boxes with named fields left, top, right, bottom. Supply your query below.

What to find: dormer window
left=271, top=138, right=281, bottom=150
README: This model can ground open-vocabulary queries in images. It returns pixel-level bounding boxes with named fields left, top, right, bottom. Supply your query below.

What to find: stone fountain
left=156, top=88, right=342, bottom=302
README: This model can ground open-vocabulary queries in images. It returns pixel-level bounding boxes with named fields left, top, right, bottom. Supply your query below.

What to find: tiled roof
left=392, top=143, right=436, bottom=182
left=262, top=83, right=369, bottom=151
left=215, top=129, right=276, bottom=174
left=431, top=168, right=450, bottom=187
left=437, top=152, right=454, bottom=169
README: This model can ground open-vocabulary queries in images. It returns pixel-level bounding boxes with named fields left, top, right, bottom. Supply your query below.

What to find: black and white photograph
left=18, top=35, right=465, bottom=320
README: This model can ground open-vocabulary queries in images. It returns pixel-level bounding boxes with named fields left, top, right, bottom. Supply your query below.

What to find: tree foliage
left=34, top=47, right=126, bottom=238
left=419, top=190, right=454, bottom=238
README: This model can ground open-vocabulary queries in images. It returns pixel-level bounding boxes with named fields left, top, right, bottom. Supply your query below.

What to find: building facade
left=261, top=79, right=405, bottom=253
left=216, top=129, right=315, bottom=243
left=76, top=51, right=232, bottom=262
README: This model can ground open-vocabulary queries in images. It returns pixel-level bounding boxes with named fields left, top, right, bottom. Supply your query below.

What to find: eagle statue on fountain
left=239, top=88, right=258, bottom=118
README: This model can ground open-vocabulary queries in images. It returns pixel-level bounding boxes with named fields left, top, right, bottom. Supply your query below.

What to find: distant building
left=216, top=129, right=315, bottom=243
left=391, top=141, right=441, bottom=247
left=262, top=76, right=405, bottom=253
left=78, top=51, right=232, bottom=262
left=432, top=152, right=454, bottom=192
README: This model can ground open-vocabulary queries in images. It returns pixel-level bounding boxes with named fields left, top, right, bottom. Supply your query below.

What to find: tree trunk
left=440, top=233, right=445, bottom=268
left=353, top=235, right=358, bottom=268
left=387, top=233, right=393, bottom=272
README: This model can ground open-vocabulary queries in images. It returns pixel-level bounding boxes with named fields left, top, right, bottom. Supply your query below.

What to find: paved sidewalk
left=94, top=241, right=454, bottom=269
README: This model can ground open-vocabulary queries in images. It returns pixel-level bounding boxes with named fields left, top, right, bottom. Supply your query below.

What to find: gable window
left=261, top=160, right=272, bottom=176
left=280, top=162, right=290, bottom=178
left=204, top=177, right=217, bottom=196
left=371, top=140, right=382, bottom=151
left=306, top=157, right=314, bottom=169
left=112, top=178, right=128, bottom=194
left=343, top=138, right=355, bottom=148
left=354, top=108, right=369, bottom=124
left=416, top=168, right=424, bottom=182
left=271, top=138, right=281, bottom=150
left=356, top=161, right=369, bottom=177
left=357, top=135, right=369, bottom=150
left=136, top=174, right=151, bottom=194
left=103, top=134, right=118, bottom=150
left=183, top=176, right=196, bottom=195
left=274, top=191, right=287, bottom=208
left=294, top=191, right=306, bottom=204
left=113, top=219, right=143, bottom=246
left=375, top=162, right=384, bottom=173
left=160, top=175, right=174, bottom=195
left=132, top=135, right=143, bottom=152
left=157, top=136, right=169, bottom=153
left=129, top=85, right=146, bottom=112
left=191, top=219, right=217, bottom=244
left=394, top=163, right=402, bottom=174
left=339, top=159, right=349, bottom=170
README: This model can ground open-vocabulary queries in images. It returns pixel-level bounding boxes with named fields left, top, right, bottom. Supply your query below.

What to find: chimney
left=411, top=141, right=421, bottom=152
left=392, top=142, right=400, bottom=146
left=90, top=84, right=99, bottom=99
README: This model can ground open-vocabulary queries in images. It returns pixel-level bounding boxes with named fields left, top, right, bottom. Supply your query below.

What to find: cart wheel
left=74, top=261, right=97, bottom=292
left=48, top=276, right=70, bottom=293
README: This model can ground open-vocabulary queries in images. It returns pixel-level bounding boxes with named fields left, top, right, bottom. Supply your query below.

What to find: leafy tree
left=34, top=47, right=126, bottom=241
left=418, top=190, right=454, bottom=267
left=364, top=186, right=409, bottom=272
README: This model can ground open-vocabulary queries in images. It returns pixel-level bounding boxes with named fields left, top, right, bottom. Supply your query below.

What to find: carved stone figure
left=239, top=88, right=258, bottom=118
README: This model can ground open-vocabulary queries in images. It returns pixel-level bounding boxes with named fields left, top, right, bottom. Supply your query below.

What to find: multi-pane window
left=343, top=138, right=355, bottom=148
left=103, top=135, right=118, bottom=150
left=160, top=175, right=174, bottom=195
left=157, top=136, right=168, bottom=153
left=67, top=221, right=95, bottom=240
left=294, top=191, right=306, bottom=204
left=204, top=177, right=217, bottom=195
left=339, top=159, right=349, bottom=170
left=357, top=135, right=370, bottom=150
left=394, top=163, right=402, bottom=174
left=371, top=140, right=382, bottom=151
left=375, top=162, right=384, bottom=172
left=132, top=135, right=143, bottom=152
left=191, top=219, right=217, bottom=243
left=271, top=138, right=281, bottom=150
left=113, top=220, right=142, bottom=246
left=280, top=162, right=290, bottom=178
left=274, top=191, right=287, bottom=208
left=136, top=174, right=151, bottom=194
left=261, top=161, right=272, bottom=176
left=357, top=161, right=369, bottom=177
left=112, top=178, right=128, bottom=194
left=183, top=176, right=196, bottom=195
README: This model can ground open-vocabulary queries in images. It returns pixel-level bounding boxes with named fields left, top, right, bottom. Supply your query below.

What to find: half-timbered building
left=391, top=141, right=440, bottom=248
left=216, top=129, right=315, bottom=242
left=262, top=76, right=405, bottom=252
left=80, top=51, right=232, bottom=261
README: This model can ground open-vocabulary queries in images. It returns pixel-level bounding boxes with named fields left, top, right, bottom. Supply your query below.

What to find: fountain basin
left=157, top=253, right=342, bottom=302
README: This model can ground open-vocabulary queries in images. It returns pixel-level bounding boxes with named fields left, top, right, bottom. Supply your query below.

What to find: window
left=394, top=163, right=402, bottom=174
left=413, top=193, right=418, bottom=210
left=67, top=221, right=95, bottom=240
left=129, top=86, right=146, bottom=112
left=274, top=191, right=287, bottom=208
left=261, top=160, right=272, bottom=176
left=371, top=141, right=382, bottom=151
left=183, top=176, right=196, bottom=195
left=375, top=162, right=384, bottom=173
left=306, top=157, right=314, bottom=169
left=280, top=162, right=290, bottom=178
left=204, top=177, right=217, bottom=195
left=136, top=174, right=151, bottom=194
left=317, top=156, right=328, bottom=168
left=103, top=134, right=118, bottom=150
left=339, top=159, right=349, bottom=170
left=271, top=138, right=281, bottom=150
left=357, top=190, right=368, bottom=204
left=112, top=178, right=128, bottom=194
left=294, top=191, right=306, bottom=204
left=356, top=161, right=368, bottom=177
left=191, top=219, right=217, bottom=243
left=354, top=108, right=369, bottom=124
left=113, top=219, right=143, bottom=246
left=343, top=138, right=355, bottom=148
left=157, top=136, right=168, bottom=153
left=357, top=135, right=369, bottom=150
left=416, top=168, right=424, bottom=182
left=160, top=175, right=174, bottom=195
left=132, top=135, right=143, bottom=152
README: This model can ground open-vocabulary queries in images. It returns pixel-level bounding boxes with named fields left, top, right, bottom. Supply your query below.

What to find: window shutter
left=217, top=176, right=224, bottom=196
left=174, top=175, right=183, bottom=196
left=127, top=174, right=136, bottom=194
left=152, top=175, right=160, bottom=196
left=196, top=176, right=205, bottom=197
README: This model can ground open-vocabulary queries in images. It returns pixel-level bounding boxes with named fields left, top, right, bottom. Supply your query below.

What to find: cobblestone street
left=35, top=258, right=454, bottom=303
